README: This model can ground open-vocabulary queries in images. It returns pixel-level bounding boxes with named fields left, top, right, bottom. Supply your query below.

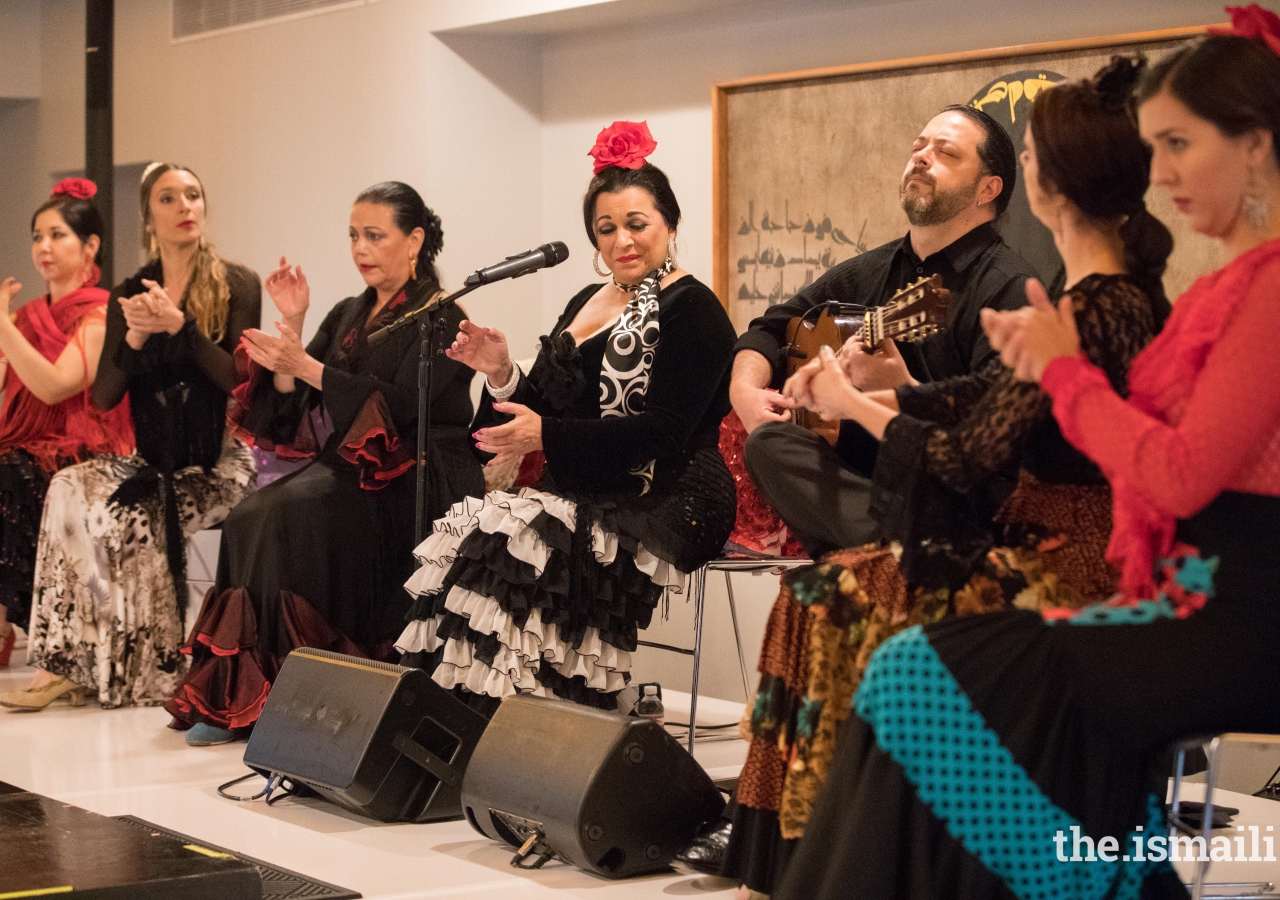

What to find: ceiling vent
left=173, top=0, right=371, bottom=41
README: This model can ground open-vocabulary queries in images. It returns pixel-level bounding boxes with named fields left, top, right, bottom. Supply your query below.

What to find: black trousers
left=743, top=421, right=882, bottom=558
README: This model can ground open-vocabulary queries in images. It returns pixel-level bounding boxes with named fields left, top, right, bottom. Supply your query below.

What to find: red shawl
left=1044, top=238, right=1280, bottom=598
left=0, top=287, right=134, bottom=472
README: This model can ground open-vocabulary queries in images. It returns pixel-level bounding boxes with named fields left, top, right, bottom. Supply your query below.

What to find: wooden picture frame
left=711, top=25, right=1220, bottom=330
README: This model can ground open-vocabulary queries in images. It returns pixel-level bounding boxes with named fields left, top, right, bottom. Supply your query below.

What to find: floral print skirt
left=27, top=436, right=256, bottom=707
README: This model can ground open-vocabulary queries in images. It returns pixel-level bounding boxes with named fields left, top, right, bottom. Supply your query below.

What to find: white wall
left=533, top=0, right=1226, bottom=699
left=104, top=0, right=549, bottom=346
left=0, top=0, right=41, bottom=99
left=3, top=0, right=1231, bottom=703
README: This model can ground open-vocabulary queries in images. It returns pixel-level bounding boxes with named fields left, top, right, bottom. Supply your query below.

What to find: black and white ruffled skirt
left=396, top=449, right=736, bottom=708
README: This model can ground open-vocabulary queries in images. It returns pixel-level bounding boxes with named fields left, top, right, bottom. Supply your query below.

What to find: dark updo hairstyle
left=1136, top=33, right=1280, bottom=167
left=30, top=194, right=105, bottom=268
left=939, top=104, right=1018, bottom=216
left=1031, top=56, right=1174, bottom=321
left=581, top=163, right=681, bottom=249
left=354, top=181, right=445, bottom=294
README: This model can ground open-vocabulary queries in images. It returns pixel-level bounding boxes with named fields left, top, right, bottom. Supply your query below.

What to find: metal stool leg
left=687, top=565, right=708, bottom=757
left=1193, top=736, right=1225, bottom=900
left=724, top=571, right=752, bottom=702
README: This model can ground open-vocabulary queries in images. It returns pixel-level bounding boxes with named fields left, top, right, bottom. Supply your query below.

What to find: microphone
left=464, top=242, right=569, bottom=287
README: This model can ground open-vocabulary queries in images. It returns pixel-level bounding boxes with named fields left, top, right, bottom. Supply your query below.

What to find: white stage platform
left=9, top=645, right=1280, bottom=897
left=0, top=647, right=744, bottom=899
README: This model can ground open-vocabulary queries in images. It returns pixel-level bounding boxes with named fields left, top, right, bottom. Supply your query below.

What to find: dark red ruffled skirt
left=165, top=587, right=365, bottom=730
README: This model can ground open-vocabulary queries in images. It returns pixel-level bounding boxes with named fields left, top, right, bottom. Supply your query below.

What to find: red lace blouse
left=1041, top=237, right=1280, bottom=597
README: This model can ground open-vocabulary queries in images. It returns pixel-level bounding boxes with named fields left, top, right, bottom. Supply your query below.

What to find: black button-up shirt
left=734, top=222, right=1037, bottom=387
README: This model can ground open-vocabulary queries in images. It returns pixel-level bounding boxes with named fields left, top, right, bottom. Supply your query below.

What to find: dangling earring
left=593, top=250, right=609, bottom=277
left=666, top=235, right=678, bottom=265
left=147, top=231, right=158, bottom=257
left=1243, top=168, right=1270, bottom=231
left=409, top=253, right=418, bottom=280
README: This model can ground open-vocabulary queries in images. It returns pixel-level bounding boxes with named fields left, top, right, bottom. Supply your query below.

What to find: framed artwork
left=712, top=25, right=1221, bottom=331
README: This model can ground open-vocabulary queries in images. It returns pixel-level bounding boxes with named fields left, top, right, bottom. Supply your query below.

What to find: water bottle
left=634, top=683, right=665, bottom=727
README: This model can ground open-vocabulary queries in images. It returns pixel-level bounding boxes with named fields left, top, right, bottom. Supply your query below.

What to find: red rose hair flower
left=588, top=121, right=658, bottom=175
left=51, top=178, right=98, bottom=201
left=1209, top=4, right=1280, bottom=56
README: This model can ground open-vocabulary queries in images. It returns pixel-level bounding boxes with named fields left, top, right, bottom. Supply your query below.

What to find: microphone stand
left=368, top=282, right=481, bottom=546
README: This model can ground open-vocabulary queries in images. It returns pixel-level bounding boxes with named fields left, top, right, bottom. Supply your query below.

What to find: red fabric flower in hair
left=1209, top=4, right=1280, bottom=55
left=51, top=178, right=98, bottom=201
left=588, top=121, right=657, bottom=175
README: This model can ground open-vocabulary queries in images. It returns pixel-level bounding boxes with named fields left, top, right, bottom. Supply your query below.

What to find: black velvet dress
left=397, top=274, right=739, bottom=709
left=166, top=284, right=484, bottom=730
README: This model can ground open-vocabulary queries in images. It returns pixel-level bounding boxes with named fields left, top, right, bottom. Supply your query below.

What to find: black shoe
left=673, top=817, right=732, bottom=876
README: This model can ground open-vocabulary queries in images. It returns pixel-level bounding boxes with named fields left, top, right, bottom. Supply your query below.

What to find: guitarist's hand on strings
left=731, top=383, right=797, bottom=433
left=836, top=335, right=917, bottom=391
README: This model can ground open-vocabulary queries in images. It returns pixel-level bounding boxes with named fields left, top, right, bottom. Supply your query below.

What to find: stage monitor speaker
left=243, top=648, right=489, bottom=823
left=460, top=694, right=725, bottom=878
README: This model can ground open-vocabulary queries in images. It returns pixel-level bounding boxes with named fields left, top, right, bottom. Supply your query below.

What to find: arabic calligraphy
left=735, top=199, right=867, bottom=304
left=971, top=73, right=1057, bottom=123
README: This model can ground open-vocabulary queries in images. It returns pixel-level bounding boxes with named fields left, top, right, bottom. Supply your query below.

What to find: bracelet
left=487, top=364, right=521, bottom=401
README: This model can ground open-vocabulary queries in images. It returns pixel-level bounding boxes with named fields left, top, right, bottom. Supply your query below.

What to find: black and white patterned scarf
left=598, top=262, right=672, bottom=493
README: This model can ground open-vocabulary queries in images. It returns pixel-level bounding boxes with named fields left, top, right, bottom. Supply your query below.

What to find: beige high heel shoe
left=0, top=675, right=87, bottom=711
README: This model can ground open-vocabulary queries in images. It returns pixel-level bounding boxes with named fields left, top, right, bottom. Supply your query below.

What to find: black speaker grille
left=293, top=648, right=407, bottom=675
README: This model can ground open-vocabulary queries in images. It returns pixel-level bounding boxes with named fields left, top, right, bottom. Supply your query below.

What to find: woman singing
left=4, top=163, right=259, bottom=712
left=166, top=182, right=484, bottom=746
left=777, top=10, right=1280, bottom=899
left=0, top=180, right=132, bottom=670
left=397, top=122, right=738, bottom=710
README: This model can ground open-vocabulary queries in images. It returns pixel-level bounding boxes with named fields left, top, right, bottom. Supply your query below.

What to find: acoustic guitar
left=783, top=274, right=951, bottom=444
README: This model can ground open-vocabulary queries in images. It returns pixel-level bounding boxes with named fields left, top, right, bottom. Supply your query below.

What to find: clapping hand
left=446, top=319, right=512, bottom=382
left=264, top=256, right=310, bottom=320
left=121, top=279, right=185, bottom=335
left=807, top=346, right=862, bottom=421
left=474, top=401, right=542, bottom=469
left=0, top=277, right=21, bottom=319
left=241, top=321, right=310, bottom=377
left=981, top=279, right=1080, bottom=383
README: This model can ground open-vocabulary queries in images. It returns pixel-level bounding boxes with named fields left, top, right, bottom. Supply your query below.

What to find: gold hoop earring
left=593, top=250, right=609, bottom=278
left=409, top=253, right=418, bottom=279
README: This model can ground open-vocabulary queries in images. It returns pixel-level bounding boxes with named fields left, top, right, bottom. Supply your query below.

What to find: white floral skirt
left=27, top=436, right=256, bottom=707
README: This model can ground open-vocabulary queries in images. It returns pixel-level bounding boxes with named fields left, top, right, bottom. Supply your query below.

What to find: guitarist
left=729, top=104, right=1037, bottom=558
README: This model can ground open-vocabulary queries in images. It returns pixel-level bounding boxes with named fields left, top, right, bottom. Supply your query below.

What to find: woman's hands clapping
left=447, top=319, right=512, bottom=383
left=121, top=279, right=186, bottom=349
left=981, top=279, right=1081, bottom=383
left=0, top=277, right=21, bottom=320
left=241, top=321, right=318, bottom=379
left=474, top=401, right=542, bottom=470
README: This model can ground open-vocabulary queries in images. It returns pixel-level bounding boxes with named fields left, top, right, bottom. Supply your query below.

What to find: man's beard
left=899, top=169, right=980, bottom=227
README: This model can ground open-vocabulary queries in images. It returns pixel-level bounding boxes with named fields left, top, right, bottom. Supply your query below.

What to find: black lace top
left=871, top=274, right=1158, bottom=566
left=93, top=260, right=261, bottom=473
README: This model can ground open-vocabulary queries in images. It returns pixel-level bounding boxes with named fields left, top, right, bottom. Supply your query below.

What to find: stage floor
left=0, top=648, right=746, bottom=899
left=10, top=647, right=1280, bottom=897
